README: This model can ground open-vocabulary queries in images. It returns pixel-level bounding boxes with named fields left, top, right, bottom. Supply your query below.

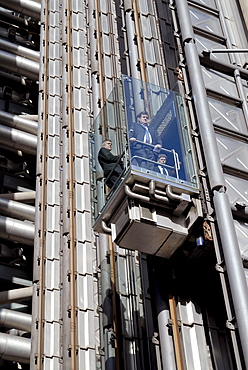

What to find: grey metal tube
left=0, top=124, right=37, bottom=155
left=234, top=69, right=248, bottom=124
left=0, top=50, right=39, bottom=80
left=0, top=0, right=41, bottom=19
left=175, top=0, right=248, bottom=366
left=0, top=332, right=30, bottom=364
left=0, top=110, right=38, bottom=135
left=149, top=180, right=169, bottom=203
left=0, top=191, right=36, bottom=202
left=0, top=309, right=32, bottom=332
left=183, top=44, right=225, bottom=190
left=213, top=191, right=248, bottom=358
left=0, top=38, right=40, bottom=63
left=0, top=287, right=33, bottom=305
left=125, top=184, right=150, bottom=202
left=0, top=198, right=35, bottom=221
left=0, top=215, right=34, bottom=245
left=154, top=281, right=176, bottom=370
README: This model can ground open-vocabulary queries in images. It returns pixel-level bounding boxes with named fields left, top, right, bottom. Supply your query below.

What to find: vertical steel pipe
left=175, top=0, right=248, bottom=366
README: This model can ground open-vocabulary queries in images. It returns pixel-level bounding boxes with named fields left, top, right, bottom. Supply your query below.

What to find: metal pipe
left=101, top=220, right=111, bottom=234
left=0, top=38, right=40, bottom=63
left=0, top=308, right=32, bottom=332
left=0, top=50, right=39, bottom=80
left=0, top=124, right=37, bottom=155
left=0, top=198, right=35, bottom=221
left=0, top=332, right=30, bottom=364
left=0, top=287, right=33, bottom=305
left=0, top=0, right=41, bottom=19
left=0, top=191, right=36, bottom=203
left=204, top=48, right=248, bottom=54
left=175, top=0, right=248, bottom=366
left=0, top=110, right=38, bottom=135
left=234, top=69, right=248, bottom=124
left=213, top=191, right=248, bottom=358
left=0, top=215, right=34, bottom=245
left=154, top=279, right=176, bottom=370
left=149, top=180, right=169, bottom=203
left=231, top=203, right=248, bottom=219
left=125, top=184, right=150, bottom=202
left=166, top=185, right=191, bottom=204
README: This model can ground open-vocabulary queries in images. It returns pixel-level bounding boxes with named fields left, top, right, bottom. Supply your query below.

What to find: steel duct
left=0, top=0, right=41, bottom=19
left=0, top=111, right=38, bottom=135
left=0, top=198, right=35, bottom=221
left=0, top=287, right=33, bottom=305
left=0, top=309, right=32, bottom=332
left=0, top=215, right=34, bottom=245
left=0, top=124, right=37, bottom=155
left=0, top=192, right=36, bottom=203
left=0, top=50, right=39, bottom=80
left=0, top=38, right=40, bottom=63
left=0, top=332, right=30, bottom=364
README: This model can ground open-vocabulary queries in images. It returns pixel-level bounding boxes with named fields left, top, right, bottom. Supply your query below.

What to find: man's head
left=137, top=111, right=150, bottom=125
left=102, top=139, right=112, bottom=151
left=157, top=154, right=167, bottom=164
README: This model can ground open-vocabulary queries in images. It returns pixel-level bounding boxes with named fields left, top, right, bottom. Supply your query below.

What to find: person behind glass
left=156, top=154, right=169, bottom=176
left=98, top=139, right=123, bottom=189
left=129, top=111, right=162, bottom=170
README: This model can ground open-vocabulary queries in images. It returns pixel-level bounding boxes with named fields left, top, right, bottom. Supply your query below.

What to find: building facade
left=0, top=0, right=247, bottom=369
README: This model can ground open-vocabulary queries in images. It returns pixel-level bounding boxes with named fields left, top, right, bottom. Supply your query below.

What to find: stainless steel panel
left=191, top=0, right=217, bottom=9
left=189, top=5, right=223, bottom=36
left=47, top=157, right=60, bottom=181
left=48, top=77, right=61, bottom=97
left=74, top=183, right=91, bottom=213
left=45, top=231, right=60, bottom=260
left=74, top=157, right=90, bottom=184
left=233, top=220, right=248, bottom=258
left=45, top=259, right=60, bottom=290
left=43, top=357, right=61, bottom=370
left=46, top=205, right=60, bottom=232
left=73, top=109, right=88, bottom=133
left=76, top=241, right=94, bottom=276
left=195, top=35, right=230, bottom=64
left=46, top=181, right=60, bottom=205
left=78, top=348, right=96, bottom=370
left=73, top=87, right=87, bottom=110
left=201, top=66, right=238, bottom=98
left=72, top=48, right=87, bottom=68
left=77, top=274, right=94, bottom=310
left=44, top=289, right=60, bottom=322
left=49, top=12, right=60, bottom=28
left=225, top=174, right=248, bottom=206
left=216, top=133, right=248, bottom=173
left=208, top=96, right=247, bottom=134
left=47, top=96, right=61, bottom=117
left=75, top=212, right=92, bottom=243
left=72, top=68, right=88, bottom=88
left=77, top=309, right=96, bottom=349
left=43, top=322, right=60, bottom=357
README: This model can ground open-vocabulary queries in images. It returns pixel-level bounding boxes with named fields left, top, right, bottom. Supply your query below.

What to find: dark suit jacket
left=98, top=148, right=123, bottom=177
left=129, top=123, right=162, bottom=149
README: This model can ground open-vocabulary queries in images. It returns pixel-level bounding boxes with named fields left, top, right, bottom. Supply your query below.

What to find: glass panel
left=90, top=76, right=198, bottom=221
left=122, top=76, right=198, bottom=188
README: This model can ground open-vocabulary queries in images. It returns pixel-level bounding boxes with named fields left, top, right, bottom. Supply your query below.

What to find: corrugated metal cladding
left=0, top=0, right=247, bottom=369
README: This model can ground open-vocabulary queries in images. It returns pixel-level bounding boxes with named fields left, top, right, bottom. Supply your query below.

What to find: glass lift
left=90, top=76, right=202, bottom=258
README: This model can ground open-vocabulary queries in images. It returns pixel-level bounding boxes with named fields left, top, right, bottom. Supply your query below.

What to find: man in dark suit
left=129, top=111, right=162, bottom=170
left=98, top=139, right=123, bottom=188
left=156, top=154, right=169, bottom=176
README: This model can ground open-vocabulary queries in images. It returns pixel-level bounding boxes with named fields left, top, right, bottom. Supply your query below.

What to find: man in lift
left=98, top=139, right=124, bottom=189
left=129, top=111, right=162, bottom=170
